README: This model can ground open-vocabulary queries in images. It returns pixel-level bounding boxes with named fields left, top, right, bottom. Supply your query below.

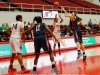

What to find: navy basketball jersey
left=69, top=19, right=78, bottom=30
left=33, top=23, right=45, bottom=37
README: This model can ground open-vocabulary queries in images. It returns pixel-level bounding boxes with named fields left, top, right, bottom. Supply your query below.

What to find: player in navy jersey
left=62, top=8, right=86, bottom=61
left=25, top=16, right=60, bottom=74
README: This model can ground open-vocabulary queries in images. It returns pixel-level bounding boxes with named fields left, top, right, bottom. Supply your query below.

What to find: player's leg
left=41, top=36, right=60, bottom=73
left=53, top=43, right=56, bottom=56
left=33, top=54, right=40, bottom=74
left=8, top=39, right=16, bottom=72
left=14, top=38, right=29, bottom=73
left=48, top=51, right=60, bottom=73
left=53, top=37, right=56, bottom=56
left=57, top=33, right=61, bottom=55
left=79, top=32, right=87, bottom=61
left=74, top=30, right=82, bottom=59
left=33, top=37, right=41, bottom=74
left=58, top=42, right=61, bottom=55
left=53, top=43, right=56, bottom=50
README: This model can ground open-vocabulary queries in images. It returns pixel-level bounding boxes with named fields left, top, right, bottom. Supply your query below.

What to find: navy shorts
left=72, top=29, right=83, bottom=43
left=34, top=35, right=52, bottom=54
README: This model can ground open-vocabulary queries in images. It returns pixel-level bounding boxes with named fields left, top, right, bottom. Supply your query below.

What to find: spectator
left=85, top=30, right=89, bottom=36
left=86, top=24, right=90, bottom=30
left=5, top=23, right=9, bottom=30
left=93, top=19, right=98, bottom=26
left=1, top=23, right=6, bottom=31
left=24, top=21, right=27, bottom=26
left=64, top=26, right=68, bottom=35
left=88, top=19, right=94, bottom=29
left=96, top=20, right=100, bottom=32
left=28, top=22, right=31, bottom=28
left=65, top=29, right=73, bottom=37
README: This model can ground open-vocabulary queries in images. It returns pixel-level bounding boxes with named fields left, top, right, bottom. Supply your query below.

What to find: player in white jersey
left=53, top=14, right=63, bottom=56
left=5, top=15, right=29, bottom=73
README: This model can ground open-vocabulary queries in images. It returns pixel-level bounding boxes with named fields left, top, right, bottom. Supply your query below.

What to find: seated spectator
left=85, top=30, right=89, bottom=36
left=97, top=20, right=100, bottom=31
left=28, top=22, right=31, bottom=28
left=65, top=30, right=73, bottom=37
left=5, top=23, right=9, bottom=30
left=93, top=19, right=98, bottom=26
left=81, top=25, right=86, bottom=30
left=64, top=26, right=68, bottom=35
left=86, top=24, right=90, bottom=30
left=88, top=19, right=94, bottom=29
left=1, top=23, right=6, bottom=31
left=89, top=30, right=93, bottom=35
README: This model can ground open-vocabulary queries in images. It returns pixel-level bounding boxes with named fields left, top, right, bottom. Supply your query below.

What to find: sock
left=33, top=65, right=37, bottom=71
left=78, top=50, right=81, bottom=53
left=51, top=62, right=56, bottom=68
left=58, top=43, right=60, bottom=48
left=83, top=52, right=85, bottom=55
left=20, top=64, right=24, bottom=69
left=9, top=63, right=13, bottom=68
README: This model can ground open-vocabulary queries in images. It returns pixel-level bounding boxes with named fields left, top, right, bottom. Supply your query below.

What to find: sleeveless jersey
left=53, top=23, right=60, bottom=32
left=10, top=21, right=24, bottom=38
left=33, top=23, right=45, bottom=37
left=69, top=19, right=78, bottom=30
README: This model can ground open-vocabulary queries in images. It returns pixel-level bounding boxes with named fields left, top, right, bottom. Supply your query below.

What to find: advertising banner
left=0, top=43, right=27, bottom=57
left=94, top=36, right=100, bottom=44
left=0, top=36, right=98, bottom=56
left=82, top=37, right=96, bottom=45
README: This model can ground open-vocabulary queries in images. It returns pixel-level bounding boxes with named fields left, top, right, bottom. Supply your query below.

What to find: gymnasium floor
left=1, top=46, right=100, bottom=75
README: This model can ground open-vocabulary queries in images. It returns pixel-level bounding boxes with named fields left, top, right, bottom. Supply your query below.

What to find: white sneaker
left=32, top=71, right=36, bottom=75
left=51, top=67, right=60, bottom=73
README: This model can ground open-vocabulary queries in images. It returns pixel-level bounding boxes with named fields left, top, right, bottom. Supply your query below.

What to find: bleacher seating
left=69, top=0, right=100, bottom=12
left=0, top=1, right=9, bottom=8
left=0, top=0, right=99, bottom=13
left=7, top=0, right=52, bottom=10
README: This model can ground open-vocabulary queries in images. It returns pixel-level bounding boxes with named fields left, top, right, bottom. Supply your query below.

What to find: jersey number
left=36, top=25, right=40, bottom=31
left=13, top=23, right=18, bottom=29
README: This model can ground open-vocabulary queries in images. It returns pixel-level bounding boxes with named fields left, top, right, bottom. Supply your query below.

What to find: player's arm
left=53, top=14, right=58, bottom=26
left=20, top=23, right=25, bottom=43
left=54, top=14, right=57, bottom=22
left=25, top=26, right=33, bottom=33
left=59, top=15, right=63, bottom=24
left=25, top=21, right=36, bottom=33
left=20, top=28, right=25, bottom=43
left=62, top=8, right=74, bottom=20
left=5, top=27, right=11, bottom=35
left=45, top=24, right=57, bottom=40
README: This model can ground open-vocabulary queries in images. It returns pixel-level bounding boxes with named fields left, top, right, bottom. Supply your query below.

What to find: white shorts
left=10, top=37, right=22, bottom=53
left=53, top=32, right=60, bottom=44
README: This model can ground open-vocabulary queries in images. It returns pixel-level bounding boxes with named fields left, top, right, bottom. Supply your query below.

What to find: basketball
left=54, top=2, right=59, bottom=7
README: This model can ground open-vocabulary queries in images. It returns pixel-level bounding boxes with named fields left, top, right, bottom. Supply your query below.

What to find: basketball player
left=25, top=16, right=60, bottom=74
left=53, top=14, right=63, bottom=55
left=5, top=15, right=29, bottom=73
left=62, top=8, right=86, bottom=61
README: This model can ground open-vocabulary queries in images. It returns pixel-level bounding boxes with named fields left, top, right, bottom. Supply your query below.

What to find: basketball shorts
left=72, top=29, right=83, bottom=43
left=34, top=35, right=52, bottom=54
left=10, top=37, right=22, bottom=53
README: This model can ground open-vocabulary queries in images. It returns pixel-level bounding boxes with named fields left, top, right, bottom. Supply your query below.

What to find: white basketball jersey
left=10, top=21, right=24, bottom=38
left=53, top=23, right=60, bottom=32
